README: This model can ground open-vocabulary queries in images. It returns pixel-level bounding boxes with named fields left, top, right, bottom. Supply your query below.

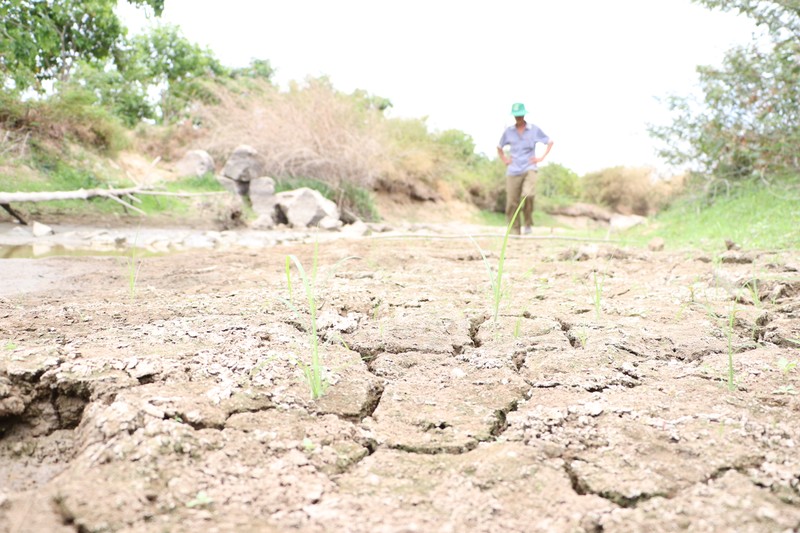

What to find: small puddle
left=0, top=244, right=167, bottom=259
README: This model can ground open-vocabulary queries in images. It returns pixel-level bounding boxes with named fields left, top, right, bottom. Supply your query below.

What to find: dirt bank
left=1, top=229, right=799, bottom=532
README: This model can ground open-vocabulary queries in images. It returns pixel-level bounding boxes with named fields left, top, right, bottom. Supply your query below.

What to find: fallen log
left=0, top=188, right=228, bottom=203
left=0, top=187, right=148, bottom=224
left=0, top=187, right=146, bottom=204
left=1, top=203, right=27, bottom=225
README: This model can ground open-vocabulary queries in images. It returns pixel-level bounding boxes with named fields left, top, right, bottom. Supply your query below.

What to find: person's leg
left=505, top=173, right=524, bottom=234
left=521, top=171, right=537, bottom=228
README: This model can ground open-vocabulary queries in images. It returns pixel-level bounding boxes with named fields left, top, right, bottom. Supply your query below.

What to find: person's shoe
left=522, top=226, right=532, bottom=235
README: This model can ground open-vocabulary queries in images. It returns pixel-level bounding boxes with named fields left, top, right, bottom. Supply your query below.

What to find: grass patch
left=471, top=197, right=525, bottom=328
left=135, top=173, right=226, bottom=215
left=285, top=251, right=327, bottom=399
left=166, top=173, right=224, bottom=193
left=627, top=180, right=800, bottom=250
left=282, top=245, right=357, bottom=400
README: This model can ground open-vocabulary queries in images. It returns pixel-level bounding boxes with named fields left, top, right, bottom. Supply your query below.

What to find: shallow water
left=0, top=244, right=164, bottom=259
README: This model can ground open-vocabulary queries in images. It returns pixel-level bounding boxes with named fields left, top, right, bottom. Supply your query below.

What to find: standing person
left=497, top=102, right=554, bottom=235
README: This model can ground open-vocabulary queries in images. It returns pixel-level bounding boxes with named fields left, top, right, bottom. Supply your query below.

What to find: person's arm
left=497, top=145, right=511, bottom=166
left=531, top=140, right=554, bottom=164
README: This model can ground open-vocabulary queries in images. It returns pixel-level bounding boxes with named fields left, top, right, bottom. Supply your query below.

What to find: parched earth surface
left=2, top=224, right=800, bottom=532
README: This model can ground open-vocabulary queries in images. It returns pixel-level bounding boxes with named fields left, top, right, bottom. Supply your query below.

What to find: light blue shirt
left=498, top=123, right=551, bottom=176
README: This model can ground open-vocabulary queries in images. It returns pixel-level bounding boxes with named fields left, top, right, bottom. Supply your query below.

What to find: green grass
left=626, top=180, right=800, bottom=250
left=285, top=251, right=326, bottom=400
left=165, top=173, right=224, bottom=193
left=120, top=232, right=143, bottom=299
left=471, top=197, right=526, bottom=328
left=135, top=174, right=226, bottom=215
left=282, top=246, right=356, bottom=400
left=592, top=270, right=605, bottom=320
left=726, top=299, right=739, bottom=391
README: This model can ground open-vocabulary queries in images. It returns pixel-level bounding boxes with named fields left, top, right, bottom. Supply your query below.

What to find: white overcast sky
left=118, top=0, right=757, bottom=176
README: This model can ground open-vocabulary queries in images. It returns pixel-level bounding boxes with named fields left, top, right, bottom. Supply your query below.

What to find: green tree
left=650, top=0, right=800, bottom=186
left=65, top=60, right=154, bottom=126
left=130, top=24, right=226, bottom=122
left=538, top=163, right=581, bottom=199
left=0, top=0, right=163, bottom=91
left=436, top=129, right=478, bottom=163
left=231, top=58, right=276, bottom=81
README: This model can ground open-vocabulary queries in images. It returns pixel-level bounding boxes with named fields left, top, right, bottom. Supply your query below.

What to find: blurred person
left=497, top=103, right=554, bottom=235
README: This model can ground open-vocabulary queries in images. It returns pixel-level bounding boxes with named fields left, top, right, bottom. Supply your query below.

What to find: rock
left=341, top=220, right=370, bottom=237
left=249, top=177, right=276, bottom=216
left=275, top=188, right=339, bottom=229
left=221, top=145, right=265, bottom=183
left=181, top=234, right=217, bottom=249
left=720, top=250, right=754, bottom=264
left=558, top=244, right=598, bottom=261
left=175, top=150, right=215, bottom=178
left=609, top=214, right=647, bottom=231
left=216, top=175, right=249, bottom=197
left=648, top=237, right=665, bottom=251
left=32, top=221, right=54, bottom=237
left=318, top=216, right=343, bottom=231
left=250, top=214, right=276, bottom=230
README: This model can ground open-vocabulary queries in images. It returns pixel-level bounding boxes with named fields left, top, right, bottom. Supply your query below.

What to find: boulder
left=175, top=150, right=215, bottom=178
left=609, top=214, right=647, bottom=231
left=275, top=187, right=339, bottom=229
left=216, top=175, right=249, bottom=197
left=32, top=221, right=54, bottom=237
left=221, top=145, right=265, bottom=183
left=250, top=214, right=276, bottom=230
left=249, top=177, right=276, bottom=216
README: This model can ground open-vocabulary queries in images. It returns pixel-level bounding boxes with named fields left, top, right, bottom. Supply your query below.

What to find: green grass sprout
left=470, top=196, right=526, bottom=328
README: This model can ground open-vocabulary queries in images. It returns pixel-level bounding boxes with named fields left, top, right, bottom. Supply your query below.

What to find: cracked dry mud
left=2, top=232, right=800, bottom=532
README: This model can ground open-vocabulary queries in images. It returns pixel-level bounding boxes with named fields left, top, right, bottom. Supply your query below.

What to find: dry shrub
left=0, top=89, right=128, bottom=155
left=132, top=122, right=204, bottom=163
left=581, top=166, right=652, bottom=215
left=650, top=172, right=688, bottom=212
left=188, top=78, right=385, bottom=189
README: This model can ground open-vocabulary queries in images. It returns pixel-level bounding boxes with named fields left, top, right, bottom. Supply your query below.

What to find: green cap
left=511, top=102, right=527, bottom=117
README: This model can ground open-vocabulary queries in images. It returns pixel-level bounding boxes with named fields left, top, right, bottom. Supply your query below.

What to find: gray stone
left=275, top=187, right=339, bottom=229
left=32, top=221, right=54, bottom=237
left=221, top=145, right=265, bottom=183
left=175, top=150, right=215, bottom=178
left=341, top=220, right=370, bottom=237
left=250, top=214, right=276, bottom=230
left=609, top=214, right=647, bottom=231
left=249, top=177, right=276, bottom=216
left=318, top=216, right=343, bottom=231
left=216, top=175, right=249, bottom=196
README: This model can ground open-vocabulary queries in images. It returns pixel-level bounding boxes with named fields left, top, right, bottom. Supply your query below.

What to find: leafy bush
left=538, top=163, right=581, bottom=200
left=650, top=0, right=800, bottom=192
left=0, top=87, right=127, bottom=155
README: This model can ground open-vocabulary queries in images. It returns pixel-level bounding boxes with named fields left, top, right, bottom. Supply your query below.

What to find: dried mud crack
left=2, top=234, right=800, bottom=532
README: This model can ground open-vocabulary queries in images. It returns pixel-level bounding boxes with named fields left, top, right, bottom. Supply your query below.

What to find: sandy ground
left=1, top=221, right=800, bottom=532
